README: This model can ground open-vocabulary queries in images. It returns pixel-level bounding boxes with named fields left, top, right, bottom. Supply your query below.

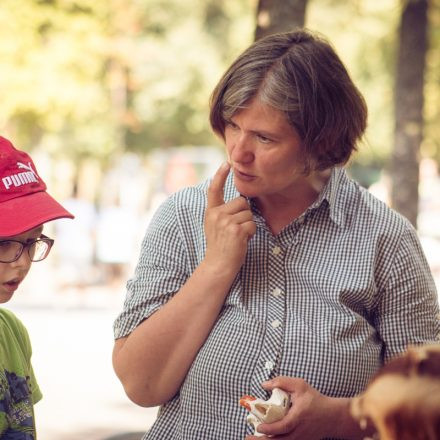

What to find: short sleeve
left=113, top=194, right=191, bottom=338
left=375, top=224, right=440, bottom=361
left=10, top=313, right=43, bottom=405
left=27, top=358, right=42, bottom=405
left=0, top=310, right=42, bottom=404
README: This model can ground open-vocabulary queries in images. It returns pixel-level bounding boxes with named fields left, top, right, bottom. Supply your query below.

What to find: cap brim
left=0, top=191, right=74, bottom=237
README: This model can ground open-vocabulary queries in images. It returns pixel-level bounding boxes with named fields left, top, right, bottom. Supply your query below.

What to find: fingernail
left=220, top=161, right=230, bottom=170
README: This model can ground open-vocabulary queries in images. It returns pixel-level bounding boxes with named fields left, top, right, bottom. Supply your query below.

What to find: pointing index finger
left=207, top=162, right=231, bottom=208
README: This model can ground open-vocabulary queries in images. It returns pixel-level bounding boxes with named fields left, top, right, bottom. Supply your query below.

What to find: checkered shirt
left=114, top=167, right=440, bottom=440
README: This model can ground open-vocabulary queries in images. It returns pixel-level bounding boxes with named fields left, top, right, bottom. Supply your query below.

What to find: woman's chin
left=236, top=188, right=258, bottom=199
left=233, top=179, right=259, bottom=199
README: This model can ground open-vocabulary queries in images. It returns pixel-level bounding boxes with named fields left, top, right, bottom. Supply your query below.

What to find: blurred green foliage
left=0, top=0, right=254, bottom=164
left=308, top=0, right=440, bottom=186
left=0, top=0, right=439, bottom=186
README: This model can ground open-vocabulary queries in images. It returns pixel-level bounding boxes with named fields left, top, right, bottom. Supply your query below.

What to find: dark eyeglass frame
left=0, top=234, right=55, bottom=263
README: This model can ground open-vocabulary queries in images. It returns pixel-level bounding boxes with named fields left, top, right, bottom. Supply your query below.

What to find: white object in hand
left=239, top=388, right=291, bottom=437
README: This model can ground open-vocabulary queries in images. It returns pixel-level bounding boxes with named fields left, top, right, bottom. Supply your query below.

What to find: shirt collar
left=312, top=166, right=347, bottom=227
left=226, top=166, right=349, bottom=228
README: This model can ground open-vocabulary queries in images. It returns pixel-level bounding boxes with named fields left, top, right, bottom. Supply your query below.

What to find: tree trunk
left=255, top=0, right=307, bottom=41
left=390, top=0, right=429, bottom=228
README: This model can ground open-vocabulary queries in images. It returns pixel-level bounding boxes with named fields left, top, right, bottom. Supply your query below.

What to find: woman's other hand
left=245, top=376, right=365, bottom=440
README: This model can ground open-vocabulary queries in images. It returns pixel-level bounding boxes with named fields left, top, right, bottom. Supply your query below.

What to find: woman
left=112, top=29, right=439, bottom=439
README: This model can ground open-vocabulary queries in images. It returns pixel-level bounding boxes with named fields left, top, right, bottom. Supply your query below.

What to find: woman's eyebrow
left=250, top=129, right=279, bottom=139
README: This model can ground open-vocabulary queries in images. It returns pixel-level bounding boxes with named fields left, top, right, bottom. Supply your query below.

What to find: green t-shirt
left=0, top=308, right=42, bottom=439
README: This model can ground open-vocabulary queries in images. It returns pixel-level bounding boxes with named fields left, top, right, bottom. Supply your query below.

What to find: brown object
left=254, top=0, right=307, bottom=41
left=351, top=344, right=440, bottom=440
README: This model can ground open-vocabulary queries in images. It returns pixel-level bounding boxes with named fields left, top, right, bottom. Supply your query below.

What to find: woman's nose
left=230, top=135, right=254, bottom=163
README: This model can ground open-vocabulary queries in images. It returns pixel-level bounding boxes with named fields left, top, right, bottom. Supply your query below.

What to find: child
left=351, top=344, right=440, bottom=439
left=0, top=136, right=73, bottom=438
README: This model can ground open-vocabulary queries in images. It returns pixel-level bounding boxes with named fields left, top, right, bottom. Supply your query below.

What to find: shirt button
left=272, top=246, right=282, bottom=255
left=271, top=319, right=281, bottom=328
left=272, top=288, right=282, bottom=297
left=265, top=361, right=274, bottom=370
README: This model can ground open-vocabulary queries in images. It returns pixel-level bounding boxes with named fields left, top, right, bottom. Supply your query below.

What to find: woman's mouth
left=234, top=168, right=256, bottom=182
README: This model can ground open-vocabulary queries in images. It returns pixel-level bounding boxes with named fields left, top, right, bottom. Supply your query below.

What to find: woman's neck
left=256, top=168, right=332, bottom=235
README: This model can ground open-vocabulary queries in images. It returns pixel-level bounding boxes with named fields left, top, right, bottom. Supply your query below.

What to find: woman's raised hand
left=204, top=162, right=256, bottom=277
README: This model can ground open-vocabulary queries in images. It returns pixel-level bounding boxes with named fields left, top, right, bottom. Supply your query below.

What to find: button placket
left=251, top=240, right=286, bottom=394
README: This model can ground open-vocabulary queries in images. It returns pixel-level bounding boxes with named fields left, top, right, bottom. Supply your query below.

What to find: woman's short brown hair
left=209, top=29, right=367, bottom=172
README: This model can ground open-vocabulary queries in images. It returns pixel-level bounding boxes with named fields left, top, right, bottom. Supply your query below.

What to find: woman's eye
left=257, top=134, right=271, bottom=144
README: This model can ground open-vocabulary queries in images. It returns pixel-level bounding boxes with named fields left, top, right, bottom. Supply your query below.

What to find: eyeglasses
left=0, top=234, right=54, bottom=263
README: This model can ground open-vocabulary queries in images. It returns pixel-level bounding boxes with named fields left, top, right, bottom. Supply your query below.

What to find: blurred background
left=1, top=0, right=440, bottom=438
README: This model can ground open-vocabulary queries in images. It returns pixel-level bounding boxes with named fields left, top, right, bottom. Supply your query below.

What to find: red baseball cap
left=0, top=136, right=74, bottom=237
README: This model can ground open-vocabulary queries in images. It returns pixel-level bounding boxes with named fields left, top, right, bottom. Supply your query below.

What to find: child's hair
left=0, top=136, right=74, bottom=237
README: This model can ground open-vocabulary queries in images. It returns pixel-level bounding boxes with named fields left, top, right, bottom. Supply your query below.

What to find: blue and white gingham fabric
left=114, top=167, right=440, bottom=440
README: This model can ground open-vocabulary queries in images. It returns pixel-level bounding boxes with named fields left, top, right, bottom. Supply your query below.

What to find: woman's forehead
left=233, top=98, right=290, bottom=128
